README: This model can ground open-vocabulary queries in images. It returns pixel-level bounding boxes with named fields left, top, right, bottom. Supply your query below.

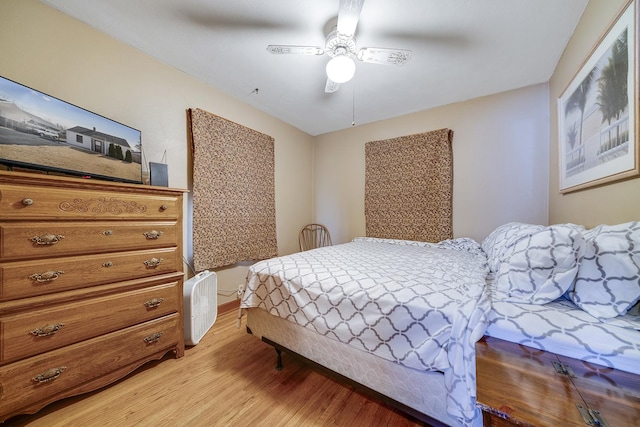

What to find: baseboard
left=218, top=298, right=240, bottom=314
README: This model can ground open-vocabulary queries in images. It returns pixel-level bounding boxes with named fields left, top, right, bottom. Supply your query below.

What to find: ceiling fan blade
left=267, top=45, right=324, bottom=55
left=356, top=47, right=411, bottom=65
left=181, top=10, right=296, bottom=32
left=337, top=0, right=365, bottom=37
left=325, top=78, right=340, bottom=93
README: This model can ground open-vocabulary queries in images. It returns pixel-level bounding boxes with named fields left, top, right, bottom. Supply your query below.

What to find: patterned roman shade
left=189, top=108, right=277, bottom=270
left=365, top=128, right=453, bottom=242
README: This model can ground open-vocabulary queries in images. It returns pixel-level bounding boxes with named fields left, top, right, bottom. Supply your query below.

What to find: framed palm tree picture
left=558, top=0, right=638, bottom=193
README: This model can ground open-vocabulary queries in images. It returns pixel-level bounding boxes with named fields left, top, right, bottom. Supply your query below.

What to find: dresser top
left=0, top=170, right=187, bottom=195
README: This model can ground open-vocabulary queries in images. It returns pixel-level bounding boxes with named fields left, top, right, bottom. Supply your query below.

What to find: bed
left=238, top=221, right=640, bottom=427
left=481, top=221, right=640, bottom=376
left=485, top=293, right=640, bottom=375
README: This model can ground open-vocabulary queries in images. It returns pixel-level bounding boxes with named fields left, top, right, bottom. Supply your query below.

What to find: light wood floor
left=6, top=308, right=425, bottom=426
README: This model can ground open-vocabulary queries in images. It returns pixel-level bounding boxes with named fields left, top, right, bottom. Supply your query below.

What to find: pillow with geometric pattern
left=568, top=221, right=640, bottom=320
left=494, top=224, right=586, bottom=304
left=482, top=222, right=544, bottom=273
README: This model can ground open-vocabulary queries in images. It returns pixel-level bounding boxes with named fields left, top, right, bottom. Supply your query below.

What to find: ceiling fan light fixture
left=326, top=55, right=356, bottom=83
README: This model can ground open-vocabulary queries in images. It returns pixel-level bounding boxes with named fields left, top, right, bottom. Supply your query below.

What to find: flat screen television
left=0, top=76, right=142, bottom=183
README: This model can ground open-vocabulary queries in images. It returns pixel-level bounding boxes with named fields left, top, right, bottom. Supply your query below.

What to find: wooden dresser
left=476, top=336, right=640, bottom=427
left=0, top=171, right=186, bottom=422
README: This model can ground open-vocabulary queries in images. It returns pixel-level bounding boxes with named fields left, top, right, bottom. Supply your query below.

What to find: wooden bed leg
left=275, top=348, right=283, bottom=371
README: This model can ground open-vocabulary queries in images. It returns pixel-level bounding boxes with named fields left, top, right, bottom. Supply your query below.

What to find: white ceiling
left=40, top=0, right=588, bottom=136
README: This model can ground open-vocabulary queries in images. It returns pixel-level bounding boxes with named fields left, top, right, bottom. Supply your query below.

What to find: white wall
left=314, top=84, right=551, bottom=243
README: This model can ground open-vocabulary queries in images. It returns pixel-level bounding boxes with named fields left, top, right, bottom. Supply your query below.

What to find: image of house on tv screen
left=0, top=76, right=142, bottom=183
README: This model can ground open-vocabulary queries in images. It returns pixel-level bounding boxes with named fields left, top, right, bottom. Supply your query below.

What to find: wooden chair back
left=299, top=224, right=332, bottom=251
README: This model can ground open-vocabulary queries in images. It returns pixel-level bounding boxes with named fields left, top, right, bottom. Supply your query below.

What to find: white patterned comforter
left=240, top=237, right=491, bottom=426
left=485, top=279, right=640, bottom=375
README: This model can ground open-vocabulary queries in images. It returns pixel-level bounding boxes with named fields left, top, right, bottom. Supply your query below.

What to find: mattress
left=485, top=281, right=640, bottom=375
left=240, top=237, right=490, bottom=426
left=245, top=307, right=483, bottom=427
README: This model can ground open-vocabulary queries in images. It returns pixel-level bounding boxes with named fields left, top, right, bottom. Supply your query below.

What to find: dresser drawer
left=1, top=281, right=181, bottom=364
left=0, top=314, right=180, bottom=418
left=0, top=184, right=180, bottom=220
left=0, top=221, right=178, bottom=260
left=0, top=248, right=180, bottom=301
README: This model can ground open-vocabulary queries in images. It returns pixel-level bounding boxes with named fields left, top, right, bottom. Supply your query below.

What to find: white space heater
left=183, top=270, right=217, bottom=346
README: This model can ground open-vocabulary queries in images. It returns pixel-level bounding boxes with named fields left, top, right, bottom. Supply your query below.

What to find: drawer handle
left=160, top=204, right=168, bottom=211
left=32, top=366, right=66, bottom=383
left=103, top=230, right=113, bottom=236
left=144, top=257, right=164, bottom=268
left=31, top=323, right=65, bottom=337
left=29, top=270, right=65, bottom=283
left=144, top=297, right=164, bottom=309
left=143, top=230, right=164, bottom=240
left=144, top=332, right=163, bottom=344
left=31, top=234, right=65, bottom=245
left=103, top=261, right=113, bottom=268
left=22, top=198, right=34, bottom=206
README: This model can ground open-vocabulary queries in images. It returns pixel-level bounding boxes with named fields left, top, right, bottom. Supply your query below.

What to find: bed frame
left=258, top=335, right=443, bottom=426
left=245, top=307, right=481, bottom=427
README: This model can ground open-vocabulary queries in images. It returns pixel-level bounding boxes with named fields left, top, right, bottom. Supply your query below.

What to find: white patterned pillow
left=494, top=224, right=586, bottom=304
left=568, top=221, right=640, bottom=320
left=435, top=237, right=484, bottom=255
left=482, top=223, right=544, bottom=272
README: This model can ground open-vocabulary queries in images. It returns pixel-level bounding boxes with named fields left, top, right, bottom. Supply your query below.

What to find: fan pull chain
left=352, top=84, right=356, bottom=126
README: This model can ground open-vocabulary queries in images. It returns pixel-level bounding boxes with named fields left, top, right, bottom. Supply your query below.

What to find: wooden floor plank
left=6, top=309, right=425, bottom=426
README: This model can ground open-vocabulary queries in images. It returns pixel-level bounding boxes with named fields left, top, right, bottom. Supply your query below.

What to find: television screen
left=0, top=76, right=142, bottom=183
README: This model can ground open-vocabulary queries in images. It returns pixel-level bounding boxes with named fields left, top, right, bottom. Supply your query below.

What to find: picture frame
left=0, top=76, right=143, bottom=183
left=558, top=0, right=638, bottom=193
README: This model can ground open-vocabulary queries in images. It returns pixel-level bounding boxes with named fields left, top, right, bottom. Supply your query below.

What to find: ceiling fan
left=266, top=0, right=411, bottom=93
